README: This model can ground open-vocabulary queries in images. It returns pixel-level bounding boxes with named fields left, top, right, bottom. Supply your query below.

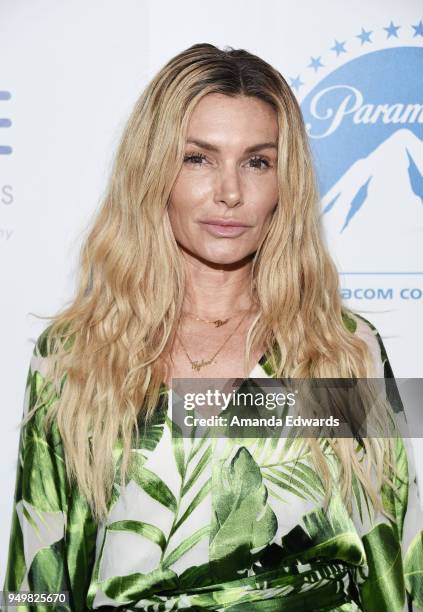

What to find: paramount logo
left=307, top=85, right=423, bottom=138
left=321, top=128, right=423, bottom=270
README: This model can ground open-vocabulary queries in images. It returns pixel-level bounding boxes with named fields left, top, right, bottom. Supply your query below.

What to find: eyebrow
left=185, top=138, right=278, bottom=154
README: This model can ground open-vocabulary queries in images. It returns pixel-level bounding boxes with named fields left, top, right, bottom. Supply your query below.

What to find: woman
left=3, top=43, right=423, bottom=611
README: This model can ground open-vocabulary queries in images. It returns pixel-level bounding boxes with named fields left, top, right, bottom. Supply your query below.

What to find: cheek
left=255, top=191, right=279, bottom=224
left=248, top=173, right=278, bottom=211
left=172, top=171, right=211, bottom=202
left=169, top=178, right=200, bottom=217
left=265, top=175, right=279, bottom=203
left=168, top=183, right=200, bottom=241
left=168, top=179, right=190, bottom=222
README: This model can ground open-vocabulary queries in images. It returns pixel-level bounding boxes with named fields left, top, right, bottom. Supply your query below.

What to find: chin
left=198, top=248, right=254, bottom=267
left=179, top=241, right=254, bottom=266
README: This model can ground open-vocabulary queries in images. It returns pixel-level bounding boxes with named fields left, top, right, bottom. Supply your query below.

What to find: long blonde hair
left=24, top=43, right=396, bottom=522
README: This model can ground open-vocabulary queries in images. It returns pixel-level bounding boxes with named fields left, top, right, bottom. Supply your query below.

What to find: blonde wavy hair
left=23, top=43, right=396, bottom=523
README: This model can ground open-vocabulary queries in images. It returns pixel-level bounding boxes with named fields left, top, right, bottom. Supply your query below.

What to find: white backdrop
left=1, top=0, right=422, bottom=582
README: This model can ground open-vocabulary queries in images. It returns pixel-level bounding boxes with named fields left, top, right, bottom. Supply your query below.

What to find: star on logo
left=289, top=75, right=304, bottom=91
left=412, top=20, right=423, bottom=37
left=308, top=56, right=324, bottom=72
left=356, top=27, right=373, bottom=45
left=384, top=21, right=401, bottom=38
left=331, top=40, right=347, bottom=56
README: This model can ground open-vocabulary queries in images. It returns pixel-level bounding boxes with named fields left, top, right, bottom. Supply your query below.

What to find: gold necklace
left=177, top=309, right=250, bottom=372
left=182, top=307, right=251, bottom=328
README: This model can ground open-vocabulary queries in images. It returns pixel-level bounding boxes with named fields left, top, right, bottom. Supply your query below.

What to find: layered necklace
left=178, top=307, right=250, bottom=372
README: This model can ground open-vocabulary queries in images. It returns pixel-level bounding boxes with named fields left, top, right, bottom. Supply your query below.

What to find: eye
left=183, top=152, right=272, bottom=170
left=183, top=152, right=207, bottom=165
left=248, top=155, right=271, bottom=170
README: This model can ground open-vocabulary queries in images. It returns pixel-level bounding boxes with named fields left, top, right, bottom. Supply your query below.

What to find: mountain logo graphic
left=299, top=43, right=423, bottom=272
left=322, top=129, right=423, bottom=233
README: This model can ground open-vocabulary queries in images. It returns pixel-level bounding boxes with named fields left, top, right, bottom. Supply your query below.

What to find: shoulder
left=342, top=310, right=386, bottom=377
left=24, top=323, right=70, bottom=418
left=28, top=326, right=54, bottom=377
left=29, top=322, right=73, bottom=369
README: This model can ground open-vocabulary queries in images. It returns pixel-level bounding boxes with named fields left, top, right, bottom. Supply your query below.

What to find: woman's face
left=168, top=93, right=279, bottom=266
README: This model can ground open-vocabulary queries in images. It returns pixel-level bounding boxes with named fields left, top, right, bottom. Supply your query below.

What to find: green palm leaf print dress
left=3, top=313, right=423, bottom=611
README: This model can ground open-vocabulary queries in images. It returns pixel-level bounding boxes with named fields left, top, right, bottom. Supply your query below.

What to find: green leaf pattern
left=3, top=314, right=423, bottom=610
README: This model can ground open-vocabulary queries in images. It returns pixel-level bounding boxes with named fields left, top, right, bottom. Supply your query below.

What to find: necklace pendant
left=214, top=318, right=229, bottom=328
left=191, top=358, right=213, bottom=371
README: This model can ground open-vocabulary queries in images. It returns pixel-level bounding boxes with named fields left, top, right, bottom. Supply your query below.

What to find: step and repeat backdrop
left=1, top=0, right=422, bottom=581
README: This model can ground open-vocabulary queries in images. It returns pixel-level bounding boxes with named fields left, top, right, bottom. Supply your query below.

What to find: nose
left=214, top=163, right=242, bottom=208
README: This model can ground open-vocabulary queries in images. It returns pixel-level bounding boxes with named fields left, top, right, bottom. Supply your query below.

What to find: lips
left=200, top=219, right=251, bottom=237
left=200, top=218, right=250, bottom=227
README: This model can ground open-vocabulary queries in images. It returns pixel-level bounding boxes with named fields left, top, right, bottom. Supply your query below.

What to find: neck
left=181, top=250, right=255, bottom=318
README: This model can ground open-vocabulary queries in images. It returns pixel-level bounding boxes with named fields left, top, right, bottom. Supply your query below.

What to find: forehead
left=186, top=93, right=278, bottom=143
